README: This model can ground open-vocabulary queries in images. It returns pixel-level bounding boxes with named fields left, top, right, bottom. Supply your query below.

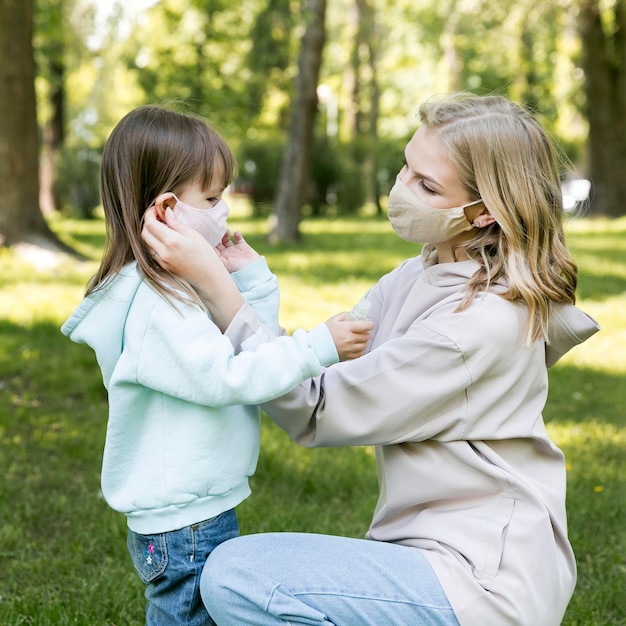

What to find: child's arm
left=219, top=231, right=281, bottom=334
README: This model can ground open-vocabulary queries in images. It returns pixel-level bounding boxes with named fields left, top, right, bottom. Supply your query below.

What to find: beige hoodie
left=226, top=250, right=599, bottom=626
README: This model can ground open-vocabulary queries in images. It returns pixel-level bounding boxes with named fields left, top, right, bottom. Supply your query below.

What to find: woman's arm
left=142, top=204, right=244, bottom=332
left=141, top=205, right=373, bottom=361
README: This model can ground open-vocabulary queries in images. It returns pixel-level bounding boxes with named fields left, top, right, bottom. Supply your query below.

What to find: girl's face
left=177, top=178, right=226, bottom=210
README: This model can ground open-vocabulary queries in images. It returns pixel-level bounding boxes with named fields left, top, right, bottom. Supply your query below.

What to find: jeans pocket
left=127, top=530, right=168, bottom=584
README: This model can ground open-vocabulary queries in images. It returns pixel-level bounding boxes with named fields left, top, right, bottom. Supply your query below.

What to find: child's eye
left=207, top=196, right=220, bottom=205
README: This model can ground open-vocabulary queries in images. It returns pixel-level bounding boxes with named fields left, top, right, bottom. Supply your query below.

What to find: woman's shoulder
left=425, top=291, right=528, bottom=355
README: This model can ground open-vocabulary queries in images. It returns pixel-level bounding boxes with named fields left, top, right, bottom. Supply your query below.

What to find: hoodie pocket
left=473, top=494, right=516, bottom=590
left=127, top=530, right=168, bottom=584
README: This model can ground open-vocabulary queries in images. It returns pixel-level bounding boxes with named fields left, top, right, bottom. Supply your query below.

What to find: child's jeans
left=127, top=509, right=239, bottom=626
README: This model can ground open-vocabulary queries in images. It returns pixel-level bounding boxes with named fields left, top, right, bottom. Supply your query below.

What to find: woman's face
left=399, top=126, right=473, bottom=211
left=396, top=125, right=492, bottom=257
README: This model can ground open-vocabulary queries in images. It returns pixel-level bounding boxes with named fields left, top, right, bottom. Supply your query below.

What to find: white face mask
left=388, top=175, right=481, bottom=244
left=171, top=195, right=229, bottom=247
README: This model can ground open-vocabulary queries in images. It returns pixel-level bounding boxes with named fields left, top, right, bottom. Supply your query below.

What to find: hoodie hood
left=546, top=303, right=600, bottom=367
left=61, top=263, right=143, bottom=388
left=421, top=248, right=600, bottom=367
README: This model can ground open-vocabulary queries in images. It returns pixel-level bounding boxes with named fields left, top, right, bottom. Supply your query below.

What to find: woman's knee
left=200, top=538, right=238, bottom=612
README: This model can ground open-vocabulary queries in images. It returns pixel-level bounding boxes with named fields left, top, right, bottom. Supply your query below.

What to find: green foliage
left=1, top=212, right=624, bottom=624
left=28, top=0, right=601, bottom=229
left=54, top=145, right=101, bottom=217
left=236, top=137, right=284, bottom=215
left=236, top=135, right=374, bottom=216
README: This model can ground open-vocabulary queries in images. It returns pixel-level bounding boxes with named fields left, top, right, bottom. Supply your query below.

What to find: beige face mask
left=388, top=175, right=481, bottom=244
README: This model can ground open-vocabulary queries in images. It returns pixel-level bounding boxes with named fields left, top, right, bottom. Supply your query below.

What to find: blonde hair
left=88, top=105, right=237, bottom=305
left=419, top=93, right=577, bottom=344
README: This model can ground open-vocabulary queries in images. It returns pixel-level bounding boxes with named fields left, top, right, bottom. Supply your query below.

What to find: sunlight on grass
left=548, top=420, right=625, bottom=467
left=565, top=297, right=626, bottom=373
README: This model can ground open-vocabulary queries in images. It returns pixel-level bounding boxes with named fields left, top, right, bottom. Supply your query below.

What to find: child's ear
left=152, top=192, right=177, bottom=221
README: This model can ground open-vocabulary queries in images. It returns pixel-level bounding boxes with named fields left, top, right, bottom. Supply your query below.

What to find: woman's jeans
left=127, top=509, right=239, bottom=626
left=200, top=532, right=460, bottom=626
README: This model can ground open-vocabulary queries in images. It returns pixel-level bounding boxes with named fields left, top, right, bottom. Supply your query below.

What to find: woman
left=142, top=93, right=599, bottom=626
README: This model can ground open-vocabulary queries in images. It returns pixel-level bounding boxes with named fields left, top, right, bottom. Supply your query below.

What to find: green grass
left=0, top=207, right=624, bottom=625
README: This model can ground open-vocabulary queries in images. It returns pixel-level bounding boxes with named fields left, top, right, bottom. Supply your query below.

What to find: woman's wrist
left=193, top=276, right=245, bottom=332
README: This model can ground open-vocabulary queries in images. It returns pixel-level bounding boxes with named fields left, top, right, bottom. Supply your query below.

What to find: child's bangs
left=191, top=126, right=237, bottom=190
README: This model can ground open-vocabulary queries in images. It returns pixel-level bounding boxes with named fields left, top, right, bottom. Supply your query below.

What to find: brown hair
left=87, top=105, right=237, bottom=304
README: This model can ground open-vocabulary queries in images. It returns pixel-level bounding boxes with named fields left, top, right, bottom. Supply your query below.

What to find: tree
left=0, top=0, right=66, bottom=250
left=270, top=0, right=327, bottom=243
left=578, top=0, right=626, bottom=216
left=123, top=0, right=256, bottom=141
left=36, top=0, right=67, bottom=215
left=347, top=0, right=382, bottom=213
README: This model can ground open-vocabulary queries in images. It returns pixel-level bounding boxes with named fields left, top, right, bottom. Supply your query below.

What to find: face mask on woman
left=387, top=175, right=482, bottom=244
left=171, top=196, right=230, bottom=247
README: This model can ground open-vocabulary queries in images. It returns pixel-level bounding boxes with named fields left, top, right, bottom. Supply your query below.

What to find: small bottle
left=345, top=297, right=371, bottom=321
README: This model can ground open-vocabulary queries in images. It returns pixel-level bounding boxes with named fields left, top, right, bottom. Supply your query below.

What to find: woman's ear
left=152, top=192, right=177, bottom=221
left=472, top=209, right=496, bottom=229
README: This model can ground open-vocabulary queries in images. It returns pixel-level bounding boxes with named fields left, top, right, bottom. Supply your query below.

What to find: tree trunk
left=40, top=46, right=66, bottom=215
left=269, top=0, right=326, bottom=243
left=579, top=0, right=626, bottom=217
left=360, top=0, right=382, bottom=214
left=0, top=0, right=66, bottom=249
left=345, top=0, right=382, bottom=214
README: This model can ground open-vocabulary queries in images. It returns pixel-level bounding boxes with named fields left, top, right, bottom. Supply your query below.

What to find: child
left=61, top=105, right=371, bottom=626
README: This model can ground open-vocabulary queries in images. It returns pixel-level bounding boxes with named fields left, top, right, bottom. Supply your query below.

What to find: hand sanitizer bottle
left=345, top=297, right=371, bottom=321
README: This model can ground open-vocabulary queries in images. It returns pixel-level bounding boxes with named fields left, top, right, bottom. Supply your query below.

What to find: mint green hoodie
left=61, top=258, right=337, bottom=534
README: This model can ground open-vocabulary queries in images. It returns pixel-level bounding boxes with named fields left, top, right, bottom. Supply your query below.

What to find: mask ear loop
left=462, top=198, right=484, bottom=210
left=462, top=198, right=497, bottom=228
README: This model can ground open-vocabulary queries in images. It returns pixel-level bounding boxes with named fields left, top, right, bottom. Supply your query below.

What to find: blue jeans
left=127, top=509, right=239, bottom=626
left=200, top=532, right=460, bottom=626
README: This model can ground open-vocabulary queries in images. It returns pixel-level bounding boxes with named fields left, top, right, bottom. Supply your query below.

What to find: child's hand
left=217, top=231, right=261, bottom=273
left=325, top=313, right=373, bottom=361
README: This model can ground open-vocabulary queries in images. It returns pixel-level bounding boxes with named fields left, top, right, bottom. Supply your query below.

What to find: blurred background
left=1, top=3, right=625, bottom=624
left=1, top=0, right=624, bottom=249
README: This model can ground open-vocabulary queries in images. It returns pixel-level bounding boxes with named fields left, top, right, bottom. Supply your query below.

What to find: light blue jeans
left=127, top=509, right=239, bottom=626
left=200, top=532, right=460, bottom=626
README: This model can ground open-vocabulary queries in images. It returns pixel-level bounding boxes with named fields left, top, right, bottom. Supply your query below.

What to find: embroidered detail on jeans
left=146, top=542, right=155, bottom=565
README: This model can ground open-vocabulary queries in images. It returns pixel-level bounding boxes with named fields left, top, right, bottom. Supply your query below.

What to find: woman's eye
left=418, top=180, right=437, bottom=195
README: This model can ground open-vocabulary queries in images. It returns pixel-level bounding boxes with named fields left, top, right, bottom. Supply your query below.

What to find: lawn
left=0, top=205, right=624, bottom=625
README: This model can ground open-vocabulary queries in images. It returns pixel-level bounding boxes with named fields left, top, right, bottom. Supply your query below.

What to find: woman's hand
left=217, top=231, right=261, bottom=273
left=141, top=201, right=244, bottom=331
left=325, top=313, right=373, bottom=361
left=143, top=197, right=220, bottom=285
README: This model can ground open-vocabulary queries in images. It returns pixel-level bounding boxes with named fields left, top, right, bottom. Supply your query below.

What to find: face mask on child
left=387, top=175, right=481, bottom=244
left=171, top=196, right=230, bottom=247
